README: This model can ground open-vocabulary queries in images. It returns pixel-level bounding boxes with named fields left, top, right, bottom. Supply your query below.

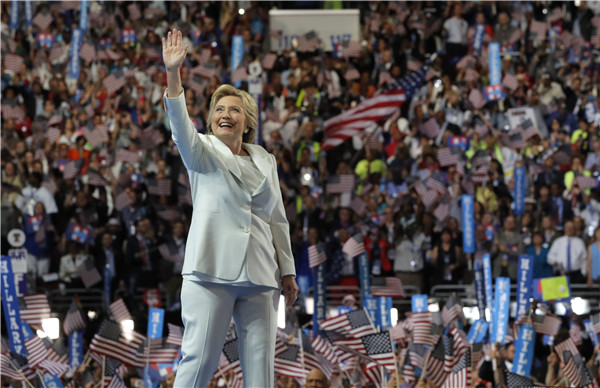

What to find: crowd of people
left=2, top=0, right=600, bottom=387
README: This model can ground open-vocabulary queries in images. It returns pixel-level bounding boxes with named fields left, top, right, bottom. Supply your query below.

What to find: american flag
left=47, top=127, right=62, bottom=144
left=320, top=309, right=376, bottom=338
left=508, top=29, right=522, bottom=44
left=39, top=357, right=71, bottom=377
left=6, top=352, right=36, bottom=381
left=308, top=244, right=326, bottom=269
left=559, top=31, right=574, bottom=46
left=84, top=103, right=95, bottom=118
left=442, top=348, right=471, bottom=388
left=502, top=73, right=519, bottom=91
left=48, top=114, right=63, bottom=126
left=547, top=7, right=566, bottom=23
left=370, top=277, right=404, bottom=298
left=114, top=190, right=133, bottom=211
left=34, top=149, right=46, bottom=161
left=419, top=118, right=441, bottom=139
left=299, top=331, right=332, bottom=377
left=148, top=179, right=172, bottom=196
left=192, top=64, right=219, bottom=79
left=1, top=104, right=25, bottom=120
left=411, top=312, right=440, bottom=346
left=87, top=170, right=108, bottom=187
left=59, top=1, right=79, bottom=11
left=339, top=332, right=396, bottom=370
left=311, top=335, right=339, bottom=366
left=407, top=58, right=423, bottom=72
left=296, top=31, right=321, bottom=52
left=157, top=208, right=180, bottom=222
left=434, top=203, right=450, bottom=222
left=49, top=44, right=65, bottom=62
left=363, top=361, right=385, bottom=388
left=378, top=71, right=394, bottom=87
left=344, top=68, right=361, bottom=81
left=464, top=68, right=479, bottom=82
left=322, top=63, right=428, bottom=150
left=82, top=124, right=109, bottom=147
left=326, top=174, right=355, bottom=194
left=555, top=338, right=579, bottom=362
left=519, top=118, right=539, bottom=140
left=570, top=322, right=583, bottom=346
left=408, top=343, right=428, bottom=369
left=530, top=20, right=548, bottom=40
left=33, top=12, right=53, bottom=30
left=105, top=49, right=121, bottom=60
left=456, top=55, right=476, bottom=69
left=63, top=298, right=87, bottom=335
left=103, top=74, right=126, bottom=94
left=274, top=344, right=306, bottom=380
left=24, top=334, right=46, bottom=367
left=109, top=298, right=132, bottom=323
left=577, top=176, right=598, bottom=190
left=127, top=3, right=142, bottom=20
left=188, top=75, right=206, bottom=95
left=89, top=320, right=145, bottom=368
left=341, top=40, right=362, bottom=58
left=426, top=337, right=447, bottom=387
left=442, top=295, right=465, bottom=325
left=42, top=179, right=57, bottom=195
left=261, top=53, right=277, bottom=70
left=116, top=149, right=140, bottom=165
left=415, top=181, right=438, bottom=208
left=0, top=354, right=25, bottom=381
left=159, top=243, right=182, bottom=264
left=231, top=66, right=248, bottom=83
left=103, top=357, right=126, bottom=388
left=342, top=234, right=365, bottom=258
left=426, top=175, right=448, bottom=196
left=369, top=17, right=381, bottom=32
left=166, top=323, right=183, bottom=347
left=77, top=258, right=102, bottom=288
left=560, top=351, right=581, bottom=386
left=197, top=48, right=212, bottom=65
left=400, top=348, right=417, bottom=385
left=20, top=293, right=51, bottom=328
left=387, top=321, right=407, bottom=342
left=217, top=339, right=243, bottom=381
left=578, top=354, right=597, bottom=388
left=506, top=132, right=526, bottom=149
left=469, top=89, right=487, bottom=110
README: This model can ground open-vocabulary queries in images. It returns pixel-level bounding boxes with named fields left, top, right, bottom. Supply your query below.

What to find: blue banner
left=488, top=42, right=501, bottom=86
left=411, top=294, right=428, bottom=313
left=467, top=319, right=489, bottom=343
left=461, top=195, right=475, bottom=254
left=68, top=28, right=82, bottom=80
left=584, top=319, right=599, bottom=346
left=483, top=253, right=493, bottom=320
left=9, top=248, right=28, bottom=297
left=474, top=261, right=486, bottom=319
left=376, top=297, right=392, bottom=329
left=512, top=325, right=535, bottom=377
left=491, top=277, right=510, bottom=345
left=472, top=24, right=485, bottom=52
left=10, top=0, right=19, bottom=30
left=147, top=308, right=164, bottom=339
left=42, top=373, right=64, bottom=388
left=362, top=295, right=378, bottom=326
left=515, top=255, right=533, bottom=320
left=514, top=167, right=526, bottom=216
left=24, top=0, right=32, bottom=27
left=69, top=330, right=83, bottom=367
left=338, top=306, right=353, bottom=316
left=1, top=256, right=26, bottom=355
left=312, top=264, right=326, bottom=336
left=358, top=252, right=371, bottom=303
left=231, top=35, right=244, bottom=88
left=79, top=0, right=89, bottom=34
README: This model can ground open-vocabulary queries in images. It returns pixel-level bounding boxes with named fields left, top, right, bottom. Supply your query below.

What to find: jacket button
left=244, top=227, right=250, bottom=233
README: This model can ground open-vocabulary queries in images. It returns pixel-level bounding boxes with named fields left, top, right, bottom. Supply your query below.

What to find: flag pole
left=101, top=355, right=106, bottom=388
left=390, top=334, right=401, bottom=388
left=298, top=328, right=306, bottom=380
left=419, top=347, right=432, bottom=388
left=36, top=370, right=48, bottom=388
left=7, top=358, right=35, bottom=388
left=361, top=306, right=378, bottom=333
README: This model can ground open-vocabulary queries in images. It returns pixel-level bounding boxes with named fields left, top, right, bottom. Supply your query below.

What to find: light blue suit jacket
left=164, top=91, right=296, bottom=289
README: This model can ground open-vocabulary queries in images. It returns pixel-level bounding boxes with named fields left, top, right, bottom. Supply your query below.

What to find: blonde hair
left=206, top=84, right=258, bottom=144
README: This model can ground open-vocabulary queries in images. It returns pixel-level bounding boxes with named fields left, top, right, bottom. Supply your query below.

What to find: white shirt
left=394, top=233, right=426, bottom=272
left=59, top=254, right=90, bottom=282
left=443, top=17, right=468, bottom=44
left=16, top=186, right=58, bottom=215
left=547, top=235, right=587, bottom=275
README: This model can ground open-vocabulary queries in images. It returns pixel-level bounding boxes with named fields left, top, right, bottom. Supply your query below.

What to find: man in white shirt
left=547, top=220, right=587, bottom=283
left=443, top=3, right=468, bottom=57
left=15, top=172, right=58, bottom=216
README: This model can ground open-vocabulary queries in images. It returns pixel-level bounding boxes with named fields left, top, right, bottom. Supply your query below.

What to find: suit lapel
left=245, top=145, right=270, bottom=196
left=207, top=135, right=242, bottom=180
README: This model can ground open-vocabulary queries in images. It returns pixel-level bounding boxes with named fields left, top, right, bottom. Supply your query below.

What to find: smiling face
left=211, top=95, right=247, bottom=142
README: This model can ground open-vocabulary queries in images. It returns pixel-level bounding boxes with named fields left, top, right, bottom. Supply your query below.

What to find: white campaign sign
left=269, top=9, right=360, bottom=52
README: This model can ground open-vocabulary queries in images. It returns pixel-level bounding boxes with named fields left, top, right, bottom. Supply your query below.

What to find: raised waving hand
left=162, top=28, right=189, bottom=72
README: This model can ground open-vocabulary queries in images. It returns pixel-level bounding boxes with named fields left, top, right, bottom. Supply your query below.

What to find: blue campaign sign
left=9, top=248, right=28, bottom=297
left=357, top=252, right=371, bottom=303
left=482, top=253, right=494, bottom=319
left=512, top=325, right=536, bottom=377
left=69, top=331, right=84, bottom=368
left=147, top=308, right=165, bottom=339
left=338, top=306, right=353, bottom=316
left=79, top=0, right=89, bottom=33
left=461, top=195, right=475, bottom=253
left=313, top=264, right=327, bottom=336
left=24, top=0, right=32, bottom=26
left=514, top=167, right=526, bottom=216
left=475, top=321, right=489, bottom=343
left=491, top=277, right=511, bottom=345
left=472, top=24, right=485, bottom=52
left=488, top=42, right=501, bottom=85
left=231, top=35, right=244, bottom=88
left=474, top=261, right=486, bottom=319
left=584, top=320, right=599, bottom=346
left=411, top=295, right=428, bottom=313
left=69, top=28, right=82, bottom=79
left=363, top=295, right=378, bottom=326
left=43, top=373, right=64, bottom=388
left=1, top=256, right=26, bottom=355
left=10, top=0, right=19, bottom=30
left=515, top=255, right=533, bottom=320
left=376, top=297, right=392, bottom=329
left=467, top=319, right=488, bottom=343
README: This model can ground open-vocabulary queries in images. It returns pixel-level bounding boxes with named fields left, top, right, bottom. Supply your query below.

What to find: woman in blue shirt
left=587, top=227, right=600, bottom=286
left=525, top=231, right=553, bottom=279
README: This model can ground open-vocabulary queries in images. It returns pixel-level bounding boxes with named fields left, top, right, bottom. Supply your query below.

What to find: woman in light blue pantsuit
left=162, top=28, right=299, bottom=387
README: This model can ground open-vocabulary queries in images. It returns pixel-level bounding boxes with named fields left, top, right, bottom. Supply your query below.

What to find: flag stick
left=7, top=358, right=35, bottom=388
left=390, top=334, right=401, bottom=388
left=102, top=355, right=106, bottom=388
left=36, top=370, right=48, bottom=388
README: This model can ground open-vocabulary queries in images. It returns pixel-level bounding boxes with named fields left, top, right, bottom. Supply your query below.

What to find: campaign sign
left=532, top=276, right=570, bottom=302
left=358, top=252, right=371, bottom=303
left=313, top=264, right=326, bottom=335
left=411, top=294, right=428, bottom=313
left=512, top=325, right=536, bottom=377
left=376, top=297, right=392, bottom=329
left=473, top=24, right=485, bottom=52
left=69, top=330, right=83, bottom=368
left=491, top=277, right=510, bottom=345
left=467, top=319, right=488, bottom=344
left=231, top=35, right=244, bottom=88
left=488, top=42, right=501, bottom=85
left=514, top=167, right=526, bottom=216
left=515, top=255, right=533, bottom=320
left=69, top=28, right=82, bottom=80
left=1, top=256, right=26, bottom=355
left=474, top=260, right=486, bottom=319
left=584, top=319, right=599, bottom=346
left=461, top=195, right=475, bottom=253
left=363, top=295, right=378, bottom=326
left=79, top=0, right=89, bottom=33
left=42, top=373, right=64, bottom=388
left=482, top=253, right=493, bottom=318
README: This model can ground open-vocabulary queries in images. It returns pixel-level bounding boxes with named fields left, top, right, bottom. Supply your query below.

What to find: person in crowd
left=492, top=215, right=524, bottom=280
left=162, top=28, right=297, bottom=387
left=431, top=227, right=463, bottom=285
left=305, top=368, right=330, bottom=388
left=548, top=220, right=587, bottom=283
left=588, top=226, right=600, bottom=286
left=526, top=230, right=554, bottom=279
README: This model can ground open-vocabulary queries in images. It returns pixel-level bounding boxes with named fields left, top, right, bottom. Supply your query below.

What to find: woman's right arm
left=162, top=28, right=203, bottom=171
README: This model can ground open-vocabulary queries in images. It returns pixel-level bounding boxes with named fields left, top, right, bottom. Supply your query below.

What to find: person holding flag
left=162, top=28, right=298, bottom=387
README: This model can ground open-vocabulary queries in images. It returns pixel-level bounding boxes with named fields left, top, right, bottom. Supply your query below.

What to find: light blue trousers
left=174, top=279, right=279, bottom=388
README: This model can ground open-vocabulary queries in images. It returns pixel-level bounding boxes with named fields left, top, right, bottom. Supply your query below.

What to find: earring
left=244, top=129, right=249, bottom=134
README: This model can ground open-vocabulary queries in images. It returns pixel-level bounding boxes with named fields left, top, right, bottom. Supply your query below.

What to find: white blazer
left=164, top=91, right=296, bottom=289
